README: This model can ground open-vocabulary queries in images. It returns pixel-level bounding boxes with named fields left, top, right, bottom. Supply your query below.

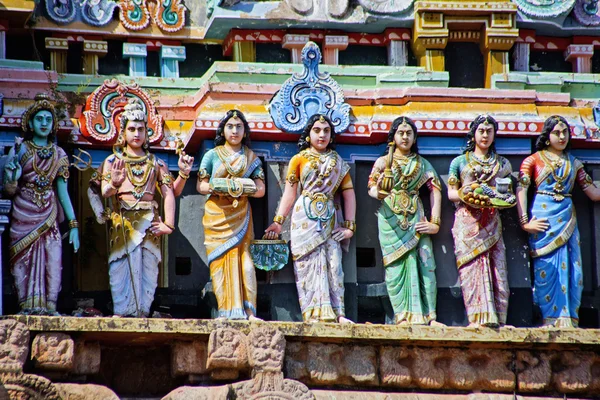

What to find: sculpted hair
left=22, top=93, right=58, bottom=143
left=386, top=116, right=419, bottom=155
left=536, top=115, right=571, bottom=152
left=298, top=114, right=336, bottom=151
left=118, top=98, right=148, bottom=148
left=215, top=109, right=251, bottom=147
left=464, top=114, right=498, bottom=154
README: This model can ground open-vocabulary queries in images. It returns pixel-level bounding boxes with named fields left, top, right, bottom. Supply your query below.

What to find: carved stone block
left=285, top=341, right=309, bottom=381
left=0, top=320, right=29, bottom=374
left=413, top=347, right=448, bottom=389
left=447, top=349, right=514, bottom=391
left=380, top=346, right=413, bottom=387
left=0, top=372, right=61, bottom=399
left=55, top=383, right=119, bottom=400
left=305, top=343, right=378, bottom=386
left=73, top=341, right=101, bottom=375
left=171, top=341, right=208, bottom=377
left=553, top=351, right=594, bottom=393
left=307, top=343, right=344, bottom=384
left=516, top=351, right=552, bottom=392
left=207, top=328, right=248, bottom=380
left=344, top=345, right=378, bottom=385
left=31, top=333, right=74, bottom=371
left=247, top=325, right=285, bottom=373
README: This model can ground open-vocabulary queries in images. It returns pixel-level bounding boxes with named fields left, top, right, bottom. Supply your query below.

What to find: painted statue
left=89, top=98, right=177, bottom=317
left=447, top=115, right=514, bottom=327
left=264, top=114, right=356, bottom=324
left=197, top=110, right=266, bottom=320
left=516, top=116, right=600, bottom=328
left=3, top=93, right=80, bottom=315
left=367, top=117, right=442, bottom=325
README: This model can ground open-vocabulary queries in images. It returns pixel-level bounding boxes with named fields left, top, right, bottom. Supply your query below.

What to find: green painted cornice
left=492, top=72, right=600, bottom=99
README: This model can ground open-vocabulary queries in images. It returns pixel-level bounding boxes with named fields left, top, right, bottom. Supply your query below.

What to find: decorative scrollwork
left=119, top=0, right=152, bottom=30
left=357, top=0, right=414, bottom=14
left=119, top=0, right=185, bottom=32
left=573, top=0, right=600, bottom=25
left=512, top=0, right=576, bottom=18
left=79, top=79, right=164, bottom=145
left=269, top=41, right=351, bottom=134
left=154, top=0, right=186, bottom=33
left=45, top=0, right=77, bottom=24
left=81, top=0, right=119, bottom=26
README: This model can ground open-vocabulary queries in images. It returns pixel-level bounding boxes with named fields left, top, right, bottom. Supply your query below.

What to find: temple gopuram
left=1, top=0, right=600, bottom=399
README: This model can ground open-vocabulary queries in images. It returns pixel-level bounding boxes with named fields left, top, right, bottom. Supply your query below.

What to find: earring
left=545, top=140, right=550, bottom=146
left=329, top=138, right=333, bottom=144
left=306, top=136, right=311, bottom=144
left=143, top=141, right=149, bottom=150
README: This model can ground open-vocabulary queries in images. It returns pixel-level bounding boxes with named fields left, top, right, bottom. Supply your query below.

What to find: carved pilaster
left=322, top=35, right=348, bottom=65
left=123, top=43, right=148, bottom=77
left=0, top=21, right=6, bottom=60
left=513, top=42, right=530, bottom=72
left=412, top=5, right=447, bottom=71
left=82, top=40, right=108, bottom=75
left=232, top=41, right=256, bottom=62
left=45, top=37, right=69, bottom=74
left=160, top=45, right=186, bottom=78
left=282, top=34, right=311, bottom=63
left=564, top=44, right=594, bottom=73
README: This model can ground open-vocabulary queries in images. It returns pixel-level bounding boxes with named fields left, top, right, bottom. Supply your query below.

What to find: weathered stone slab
left=72, top=341, right=101, bottom=375
left=171, top=340, right=208, bottom=377
left=55, top=383, right=119, bottom=400
left=0, top=320, right=29, bottom=374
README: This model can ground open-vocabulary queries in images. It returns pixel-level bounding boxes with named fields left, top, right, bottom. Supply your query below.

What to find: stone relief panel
left=0, top=320, right=29, bottom=374
left=207, top=328, right=249, bottom=379
left=31, top=333, right=75, bottom=371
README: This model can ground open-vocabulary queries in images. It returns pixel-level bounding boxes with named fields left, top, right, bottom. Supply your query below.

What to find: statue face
left=124, top=120, right=147, bottom=150
left=474, top=121, right=495, bottom=153
left=394, top=123, right=415, bottom=154
left=29, top=110, right=53, bottom=139
left=223, top=116, right=244, bottom=147
left=548, top=121, right=569, bottom=152
left=309, top=120, right=331, bottom=153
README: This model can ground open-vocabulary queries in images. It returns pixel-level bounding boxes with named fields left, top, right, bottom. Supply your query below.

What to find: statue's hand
left=332, top=227, right=353, bottom=242
left=522, top=216, right=550, bottom=234
left=4, top=156, right=22, bottom=182
left=110, top=158, right=126, bottom=187
left=70, top=227, right=80, bottom=253
left=150, top=216, right=173, bottom=236
left=415, top=221, right=439, bottom=235
left=264, top=222, right=282, bottom=239
left=178, top=153, right=194, bottom=175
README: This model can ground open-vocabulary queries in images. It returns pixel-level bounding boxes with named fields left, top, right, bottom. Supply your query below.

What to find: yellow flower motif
left=561, top=285, right=566, bottom=294
left=545, top=295, right=551, bottom=302
left=542, top=203, right=547, bottom=209
left=540, top=270, right=547, bottom=279
left=561, top=262, right=566, bottom=270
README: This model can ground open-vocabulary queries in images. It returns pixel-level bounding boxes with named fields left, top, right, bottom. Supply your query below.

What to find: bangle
left=519, top=214, right=529, bottom=226
left=179, top=171, right=189, bottom=180
left=164, top=221, right=175, bottom=231
left=342, top=220, right=356, bottom=232
left=68, top=220, right=79, bottom=229
left=431, top=216, right=441, bottom=226
left=108, top=181, right=121, bottom=191
left=273, top=215, right=286, bottom=225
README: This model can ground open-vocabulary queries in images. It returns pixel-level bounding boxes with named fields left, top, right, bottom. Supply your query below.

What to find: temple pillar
left=232, top=41, right=256, bottom=62
left=481, top=13, right=518, bottom=88
left=384, top=29, right=411, bottom=67
left=512, top=42, right=530, bottom=71
left=282, top=34, right=310, bottom=63
left=0, top=21, right=6, bottom=59
left=322, top=35, right=348, bottom=65
left=412, top=9, right=448, bottom=71
left=160, top=45, right=186, bottom=78
left=123, top=43, right=147, bottom=77
left=564, top=44, right=594, bottom=73
left=45, top=37, right=69, bottom=74
left=82, top=40, right=107, bottom=75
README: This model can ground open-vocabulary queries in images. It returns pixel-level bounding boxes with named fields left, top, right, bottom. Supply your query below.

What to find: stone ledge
left=6, top=316, right=600, bottom=350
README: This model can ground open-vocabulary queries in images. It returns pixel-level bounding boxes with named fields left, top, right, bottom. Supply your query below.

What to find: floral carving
left=574, top=0, right=600, bottom=25
left=0, top=373, right=61, bottom=400
left=45, top=0, right=117, bottom=26
left=512, top=0, right=576, bottom=18
left=79, top=79, right=164, bottom=145
left=119, top=0, right=186, bottom=32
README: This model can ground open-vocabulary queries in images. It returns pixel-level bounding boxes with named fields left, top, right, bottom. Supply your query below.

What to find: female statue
left=264, top=114, right=356, bottom=324
left=197, top=110, right=266, bottom=320
left=516, top=116, right=600, bottom=328
left=368, top=117, right=442, bottom=325
left=447, top=115, right=513, bottom=327
left=3, top=93, right=80, bottom=314
left=90, top=98, right=176, bottom=317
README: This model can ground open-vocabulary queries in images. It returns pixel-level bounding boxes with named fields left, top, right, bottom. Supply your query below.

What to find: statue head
left=536, top=115, right=571, bottom=152
left=298, top=114, right=336, bottom=152
left=117, top=98, right=148, bottom=150
left=388, top=116, right=419, bottom=155
left=21, top=93, right=58, bottom=143
left=464, top=114, right=498, bottom=154
left=215, top=109, right=251, bottom=147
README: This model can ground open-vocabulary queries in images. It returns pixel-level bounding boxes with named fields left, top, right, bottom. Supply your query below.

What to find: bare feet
left=337, top=316, right=354, bottom=324
left=248, top=315, right=263, bottom=322
left=214, top=316, right=227, bottom=322
left=397, top=320, right=410, bottom=326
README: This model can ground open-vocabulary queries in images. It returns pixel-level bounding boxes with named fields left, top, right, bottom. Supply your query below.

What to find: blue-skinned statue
left=3, top=93, right=80, bottom=315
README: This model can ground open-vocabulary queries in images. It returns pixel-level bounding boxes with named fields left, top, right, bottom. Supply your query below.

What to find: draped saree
left=520, top=151, right=593, bottom=328
left=199, top=146, right=264, bottom=319
left=368, top=154, right=441, bottom=324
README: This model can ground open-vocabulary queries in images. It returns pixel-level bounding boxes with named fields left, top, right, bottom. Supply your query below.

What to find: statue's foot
left=337, top=316, right=354, bottom=324
left=499, top=323, right=514, bottom=328
left=429, top=320, right=446, bottom=327
left=248, top=315, right=263, bottom=322
left=467, top=322, right=480, bottom=328
left=214, top=317, right=227, bottom=322
left=397, top=320, right=410, bottom=326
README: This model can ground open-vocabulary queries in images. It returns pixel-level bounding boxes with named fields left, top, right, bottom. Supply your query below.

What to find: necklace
left=467, top=151, right=499, bottom=184
left=540, top=150, right=570, bottom=194
left=118, top=151, right=154, bottom=200
left=392, top=153, right=419, bottom=190
left=30, top=141, right=57, bottom=191
left=304, top=149, right=336, bottom=187
left=216, top=146, right=247, bottom=177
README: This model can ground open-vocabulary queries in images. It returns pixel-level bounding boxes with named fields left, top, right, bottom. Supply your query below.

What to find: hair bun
left=124, top=98, right=144, bottom=113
